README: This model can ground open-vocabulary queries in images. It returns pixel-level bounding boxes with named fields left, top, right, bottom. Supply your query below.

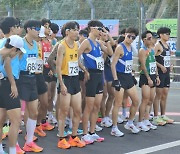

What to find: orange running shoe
left=41, top=122, right=54, bottom=131
left=35, top=125, right=46, bottom=137
left=68, top=136, right=86, bottom=148
left=57, top=138, right=71, bottom=149
left=2, top=133, right=7, bottom=140
left=16, top=144, right=25, bottom=154
left=23, top=141, right=43, bottom=152
left=25, top=135, right=38, bottom=142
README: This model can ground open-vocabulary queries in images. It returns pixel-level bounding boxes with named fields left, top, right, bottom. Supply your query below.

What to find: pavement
left=2, top=86, right=180, bottom=154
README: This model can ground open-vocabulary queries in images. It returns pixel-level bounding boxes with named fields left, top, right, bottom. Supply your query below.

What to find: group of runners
left=0, top=17, right=174, bottom=154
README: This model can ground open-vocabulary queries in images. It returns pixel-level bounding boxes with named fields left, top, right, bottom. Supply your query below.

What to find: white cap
left=39, top=26, right=46, bottom=38
left=9, top=35, right=26, bottom=53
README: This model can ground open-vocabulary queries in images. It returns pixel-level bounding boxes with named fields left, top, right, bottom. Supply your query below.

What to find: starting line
left=125, top=140, right=180, bottom=154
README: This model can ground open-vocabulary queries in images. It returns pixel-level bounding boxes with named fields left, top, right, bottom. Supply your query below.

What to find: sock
left=9, top=147, right=16, bottom=154
left=26, top=118, right=37, bottom=143
left=122, top=108, right=127, bottom=117
left=128, top=120, right=133, bottom=125
left=0, top=143, right=3, bottom=152
left=89, top=132, right=95, bottom=135
left=69, top=119, right=72, bottom=129
left=41, top=119, right=46, bottom=124
left=112, top=125, right=117, bottom=129
left=71, top=135, right=76, bottom=139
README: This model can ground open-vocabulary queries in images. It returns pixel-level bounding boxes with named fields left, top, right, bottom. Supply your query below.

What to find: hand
left=84, top=70, right=90, bottom=82
left=48, top=70, right=53, bottom=77
left=10, top=84, right=18, bottom=99
left=60, top=84, right=67, bottom=96
left=156, top=77, right=160, bottom=86
left=112, top=80, right=121, bottom=91
left=170, top=64, right=173, bottom=72
left=160, top=65, right=167, bottom=73
left=148, top=78, right=153, bottom=87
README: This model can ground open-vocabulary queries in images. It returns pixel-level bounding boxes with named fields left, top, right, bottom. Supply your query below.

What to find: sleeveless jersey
left=41, top=39, right=51, bottom=68
left=61, top=40, right=79, bottom=76
left=83, top=39, right=104, bottom=70
left=116, top=43, right=133, bottom=74
left=155, top=41, right=171, bottom=74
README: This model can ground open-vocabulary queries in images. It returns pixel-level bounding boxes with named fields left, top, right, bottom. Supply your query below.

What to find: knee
left=29, top=111, right=38, bottom=120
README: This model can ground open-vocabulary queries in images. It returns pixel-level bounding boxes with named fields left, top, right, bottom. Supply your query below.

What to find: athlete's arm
left=105, top=41, right=113, bottom=56
left=78, top=39, right=91, bottom=57
left=138, top=48, right=150, bottom=79
left=4, top=56, right=18, bottom=98
left=111, top=45, right=123, bottom=80
left=56, top=44, right=67, bottom=95
left=102, top=27, right=116, bottom=46
left=48, top=42, right=59, bottom=74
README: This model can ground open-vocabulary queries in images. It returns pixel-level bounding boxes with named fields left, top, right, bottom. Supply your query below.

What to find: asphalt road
left=3, top=87, right=180, bottom=154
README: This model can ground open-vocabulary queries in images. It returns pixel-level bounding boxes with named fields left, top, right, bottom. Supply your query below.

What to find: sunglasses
left=164, top=33, right=170, bottom=36
left=92, top=27, right=104, bottom=32
left=127, top=35, right=136, bottom=40
left=31, top=27, right=41, bottom=31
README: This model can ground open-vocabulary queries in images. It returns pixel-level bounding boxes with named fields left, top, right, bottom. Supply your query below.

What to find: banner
left=51, top=19, right=119, bottom=37
left=146, top=19, right=177, bottom=37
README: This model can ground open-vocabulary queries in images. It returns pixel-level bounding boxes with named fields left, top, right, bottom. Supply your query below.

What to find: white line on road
left=174, top=122, right=180, bottom=124
left=125, top=140, right=180, bottom=154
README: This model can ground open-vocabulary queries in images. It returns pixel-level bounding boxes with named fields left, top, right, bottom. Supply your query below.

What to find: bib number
left=149, top=62, right=156, bottom=75
left=164, top=56, right=170, bottom=67
left=68, top=61, right=79, bottom=76
left=36, top=59, right=43, bottom=73
left=0, top=72, right=4, bottom=79
left=125, top=60, right=133, bottom=73
left=95, top=57, right=104, bottom=70
left=44, top=52, right=50, bottom=65
left=26, top=57, right=37, bottom=73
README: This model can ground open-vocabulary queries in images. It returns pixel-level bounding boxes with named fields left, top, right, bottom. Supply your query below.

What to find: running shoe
left=143, top=120, right=157, bottom=130
left=95, top=124, right=103, bottom=132
left=68, top=136, right=86, bottom=148
left=67, top=128, right=83, bottom=135
left=117, top=116, right=124, bottom=124
left=152, top=116, right=166, bottom=126
left=2, top=133, right=6, bottom=140
left=81, top=134, right=94, bottom=144
left=23, top=141, right=43, bottom=152
left=161, top=115, right=174, bottom=124
left=111, top=127, right=124, bottom=137
left=120, top=115, right=128, bottom=122
left=57, top=131, right=68, bottom=137
left=2, top=126, right=9, bottom=137
left=35, top=125, right=46, bottom=137
left=57, top=138, right=71, bottom=149
left=48, top=113, right=57, bottom=124
left=136, top=122, right=150, bottom=132
left=41, top=122, right=55, bottom=131
left=91, top=133, right=104, bottom=142
left=101, top=118, right=112, bottom=128
left=16, top=144, right=25, bottom=154
left=0, top=151, right=8, bottom=154
left=124, top=122, right=140, bottom=134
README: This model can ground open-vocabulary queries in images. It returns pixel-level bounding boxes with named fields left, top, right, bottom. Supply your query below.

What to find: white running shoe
left=101, top=118, right=112, bottom=127
left=107, top=117, right=112, bottom=123
left=124, top=122, right=140, bottom=134
left=111, top=127, right=124, bottom=137
left=143, top=120, right=157, bottom=130
left=120, top=115, right=128, bottom=122
left=117, top=116, right=124, bottom=124
left=95, top=124, right=103, bottom=132
left=48, top=113, right=57, bottom=124
left=91, top=133, right=104, bottom=142
left=137, top=122, right=150, bottom=132
left=81, top=134, right=94, bottom=144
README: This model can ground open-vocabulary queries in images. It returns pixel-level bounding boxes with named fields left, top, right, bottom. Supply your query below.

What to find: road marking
left=125, top=140, right=180, bottom=154
left=174, top=122, right=180, bottom=124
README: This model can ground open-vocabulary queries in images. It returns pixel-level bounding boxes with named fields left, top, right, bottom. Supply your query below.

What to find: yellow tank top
left=61, top=40, right=79, bottom=76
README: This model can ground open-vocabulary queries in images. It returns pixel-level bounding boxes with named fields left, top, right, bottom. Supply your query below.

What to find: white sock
left=9, top=147, right=16, bottom=154
left=0, top=143, right=3, bottom=152
left=26, top=118, right=37, bottom=143
left=69, top=119, right=72, bottom=129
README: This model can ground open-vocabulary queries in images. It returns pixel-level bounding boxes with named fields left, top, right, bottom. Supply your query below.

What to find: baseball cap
left=9, top=35, right=26, bottom=53
left=39, top=26, right=46, bottom=38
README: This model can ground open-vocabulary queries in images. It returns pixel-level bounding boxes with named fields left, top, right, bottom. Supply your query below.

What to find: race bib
left=44, top=52, right=50, bottom=65
left=95, top=57, right=104, bottom=70
left=26, top=57, right=37, bottom=73
left=68, top=61, right=79, bottom=76
left=0, top=72, right=4, bottom=79
left=149, top=62, right=156, bottom=75
left=164, top=56, right=170, bottom=67
left=36, top=59, right=43, bottom=73
left=125, top=60, right=133, bottom=73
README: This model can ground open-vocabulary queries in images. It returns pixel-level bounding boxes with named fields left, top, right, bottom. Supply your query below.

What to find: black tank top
left=155, top=41, right=171, bottom=74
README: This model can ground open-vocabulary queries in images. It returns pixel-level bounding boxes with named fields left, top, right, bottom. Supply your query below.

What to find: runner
left=137, top=30, right=160, bottom=131
left=153, top=27, right=174, bottom=125
left=18, top=19, right=43, bottom=152
left=0, top=35, right=26, bottom=154
left=111, top=27, right=140, bottom=136
left=78, top=20, right=111, bottom=143
left=56, top=21, right=86, bottom=149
